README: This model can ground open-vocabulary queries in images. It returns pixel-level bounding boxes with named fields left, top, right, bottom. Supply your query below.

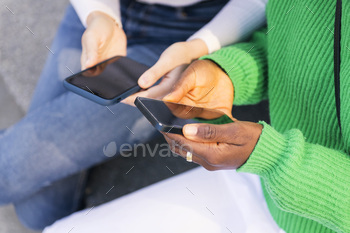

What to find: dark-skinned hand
left=163, top=121, right=263, bottom=171
left=163, top=59, right=234, bottom=120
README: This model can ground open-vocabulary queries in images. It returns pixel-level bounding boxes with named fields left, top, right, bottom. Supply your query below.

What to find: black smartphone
left=64, top=56, right=149, bottom=106
left=135, top=97, right=233, bottom=135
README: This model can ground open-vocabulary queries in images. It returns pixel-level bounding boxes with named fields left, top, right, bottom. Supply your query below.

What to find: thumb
left=138, top=53, right=179, bottom=89
left=183, top=123, right=238, bottom=143
left=138, top=64, right=164, bottom=89
left=82, top=33, right=99, bottom=70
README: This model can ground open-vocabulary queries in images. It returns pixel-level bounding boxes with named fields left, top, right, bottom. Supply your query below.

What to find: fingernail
left=184, top=125, right=197, bottom=136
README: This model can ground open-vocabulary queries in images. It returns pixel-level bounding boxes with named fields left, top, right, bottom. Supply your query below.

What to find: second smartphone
left=135, top=97, right=233, bottom=135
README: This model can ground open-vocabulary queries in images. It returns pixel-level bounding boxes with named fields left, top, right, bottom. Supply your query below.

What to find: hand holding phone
left=163, top=59, right=234, bottom=118
left=81, top=11, right=127, bottom=70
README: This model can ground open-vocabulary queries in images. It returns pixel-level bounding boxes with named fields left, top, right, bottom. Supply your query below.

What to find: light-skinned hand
left=122, top=64, right=188, bottom=106
left=123, top=39, right=208, bottom=106
left=81, top=11, right=127, bottom=71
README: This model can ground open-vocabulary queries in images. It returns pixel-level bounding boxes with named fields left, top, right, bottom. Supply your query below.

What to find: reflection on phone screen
left=66, top=56, right=149, bottom=100
left=137, top=97, right=233, bottom=131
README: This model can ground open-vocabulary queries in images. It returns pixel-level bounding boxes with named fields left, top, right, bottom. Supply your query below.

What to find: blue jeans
left=0, top=0, right=228, bottom=230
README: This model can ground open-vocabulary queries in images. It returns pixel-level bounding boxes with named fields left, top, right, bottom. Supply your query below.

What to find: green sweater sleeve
left=200, top=30, right=268, bottom=106
left=238, top=122, right=350, bottom=233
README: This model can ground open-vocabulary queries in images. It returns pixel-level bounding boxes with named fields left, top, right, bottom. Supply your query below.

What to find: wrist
left=87, top=11, right=121, bottom=28
left=186, top=39, right=209, bottom=60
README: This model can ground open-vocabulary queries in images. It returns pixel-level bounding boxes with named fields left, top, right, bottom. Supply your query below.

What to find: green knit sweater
left=201, top=1, right=350, bottom=232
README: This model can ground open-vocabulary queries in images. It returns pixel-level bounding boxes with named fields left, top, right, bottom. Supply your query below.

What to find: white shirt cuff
left=70, top=0, right=122, bottom=28
left=187, top=29, right=221, bottom=54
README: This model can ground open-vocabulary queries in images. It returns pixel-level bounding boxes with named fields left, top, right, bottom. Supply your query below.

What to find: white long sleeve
left=70, top=0, right=122, bottom=27
left=188, top=0, right=268, bottom=53
left=70, top=0, right=267, bottom=53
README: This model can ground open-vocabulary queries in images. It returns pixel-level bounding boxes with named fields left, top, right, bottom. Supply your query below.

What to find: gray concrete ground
left=0, top=0, right=68, bottom=232
left=0, top=74, right=38, bottom=233
left=0, top=0, right=69, bottom=111
left=0, top=76, right=24, bottom=127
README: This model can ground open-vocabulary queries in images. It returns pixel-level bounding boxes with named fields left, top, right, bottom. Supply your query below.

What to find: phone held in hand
left=63, top=56, right=149, bottom=106
left=135, top=97, right=233, bottom=135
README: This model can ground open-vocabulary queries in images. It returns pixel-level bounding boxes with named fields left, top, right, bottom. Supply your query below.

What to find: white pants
left=44, top=167, right=284, bottom=233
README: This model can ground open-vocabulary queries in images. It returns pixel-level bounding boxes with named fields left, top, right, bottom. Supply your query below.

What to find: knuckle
left=171, top=137, right=184, bottom=148
left=201, top=125, right=217, bottom=140
left=82, top=30, right=91, bottom=40
left=180, top=143, right=193, bottom=153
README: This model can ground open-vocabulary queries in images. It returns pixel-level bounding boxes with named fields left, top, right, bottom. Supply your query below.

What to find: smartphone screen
left=135, top=97, right=233, bottom=134
left=65, top=56, right=149, bottom=100
left=138, top=98, right=191, bottom=128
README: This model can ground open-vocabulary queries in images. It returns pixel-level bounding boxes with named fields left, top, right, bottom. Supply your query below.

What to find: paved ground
left=0, top=1, right=68, bottom=232
left=0, top=75, right=38, bottom=233
left=0, top=0, right=68, bottom=111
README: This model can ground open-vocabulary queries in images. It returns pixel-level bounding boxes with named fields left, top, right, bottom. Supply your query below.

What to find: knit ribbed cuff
left=237, top=121, right=288, bottom=176
left=187, top=29, right=221, bottom=54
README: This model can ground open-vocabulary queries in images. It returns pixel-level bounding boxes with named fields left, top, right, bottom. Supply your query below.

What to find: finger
left=122, top=82, right=166, bottom=106
left=122, top=90, right=148, bottom=106
left=163, top=66, right=196, bottom=103
left=138, top=44, right=189, bottom=88
left=124, top=71, right=182, bottom=105
left=81, top=31, right=99, bottom=70
left=163, top=132, right=226, bottom=166
left=81, top=47, right=87, bottom=71
left=138, top=58, right=185, bottom=89
left=163, top=135, right=217, bottom=171
left=138, top=59, right=170, bottom=89
left=182, top=122, right=247, bottom=145
left=122, top=94, right=138, bottom=106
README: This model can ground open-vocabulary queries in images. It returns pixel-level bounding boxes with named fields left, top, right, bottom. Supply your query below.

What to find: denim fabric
left=0, top=0, right=228, bottom=230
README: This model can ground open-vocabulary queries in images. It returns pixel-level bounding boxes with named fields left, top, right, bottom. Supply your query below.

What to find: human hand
left=163, top=59, right=234, bottom=119
left=81, top=11, right=127, bottom=71
left=123, top=40, right=208, bottom=106
left=163, top=121, right=263, bottom=170
left=138, top=39, right=208, bottom=88
left=122, top=64, right=188, bottom=106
